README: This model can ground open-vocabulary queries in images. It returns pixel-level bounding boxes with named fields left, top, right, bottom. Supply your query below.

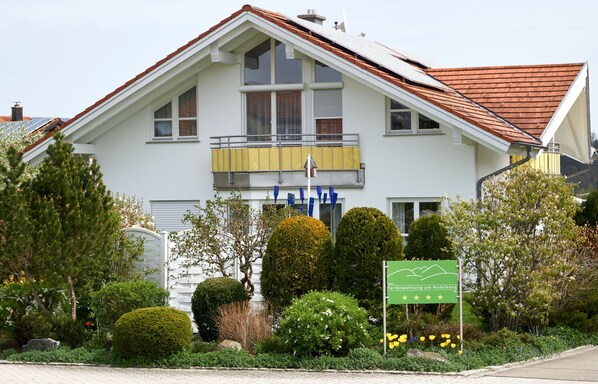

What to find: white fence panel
left=126, top=227, right=266, bottom=328
left=124, top=228, right=165, bottom=288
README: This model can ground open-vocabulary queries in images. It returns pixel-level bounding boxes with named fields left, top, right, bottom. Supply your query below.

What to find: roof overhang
left=541, top=63, right=591, bottom=163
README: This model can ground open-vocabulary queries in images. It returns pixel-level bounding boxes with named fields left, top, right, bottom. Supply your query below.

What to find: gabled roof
left=26, top=4, right=588, bottom=156
left=426, top=64, right=586, bottom=139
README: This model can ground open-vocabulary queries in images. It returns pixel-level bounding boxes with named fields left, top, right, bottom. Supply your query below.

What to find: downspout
left=476, top=145, right=532, bottom=201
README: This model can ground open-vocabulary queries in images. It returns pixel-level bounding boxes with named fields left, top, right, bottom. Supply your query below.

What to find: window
left=150, top=200, right=200, bottom=232
left=389, top=99, right=439, bottom=134
left=315, top=60, right=342, bottom=83
left=244, top=39, right=302, bottom=142
left=153, top=86, right=197, bottom=139
left=315, top=89, right=342, bottom=142
left=390, top=199, right=439, bottom=237
left=314, top=62, right=342, bottom=142
left=320, top=202, right=342, bottom=238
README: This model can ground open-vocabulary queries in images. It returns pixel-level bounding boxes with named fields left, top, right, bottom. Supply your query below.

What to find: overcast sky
left=2, top=0, right=596, bottom=130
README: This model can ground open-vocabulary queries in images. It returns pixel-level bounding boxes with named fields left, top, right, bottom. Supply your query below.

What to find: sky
left=2, top=0, right=596, bottom=130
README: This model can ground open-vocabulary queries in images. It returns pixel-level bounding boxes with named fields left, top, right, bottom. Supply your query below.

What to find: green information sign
left=386, top=260, right=458, bottom=304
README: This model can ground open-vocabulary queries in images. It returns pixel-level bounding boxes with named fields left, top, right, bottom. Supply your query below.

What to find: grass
left=3, top=326, right=597, bottom=372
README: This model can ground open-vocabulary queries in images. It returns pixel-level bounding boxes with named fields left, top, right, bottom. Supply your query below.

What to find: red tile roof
left=426, top=64, right=584, bottom=139
left=29, top=5, right=586, bottom=152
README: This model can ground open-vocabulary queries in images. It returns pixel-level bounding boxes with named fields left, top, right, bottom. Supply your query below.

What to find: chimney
left=11, top=102, right=23, bottom=121
left=297, top=9, right=326, bottom=25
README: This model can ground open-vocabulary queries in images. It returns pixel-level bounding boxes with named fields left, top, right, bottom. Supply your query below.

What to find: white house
left=24, top=5, right=591, bottom=239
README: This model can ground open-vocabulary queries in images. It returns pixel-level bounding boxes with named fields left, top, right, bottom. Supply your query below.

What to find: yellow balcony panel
left=211, top=145, right=361, bottom=173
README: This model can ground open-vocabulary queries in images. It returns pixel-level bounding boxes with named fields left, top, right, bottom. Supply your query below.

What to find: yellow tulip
left=458, top=350, right=463, bottom=355
left=419, top=336, right=425, bottom=342
left=429, top=335, right=436, bottom=341
left=451, top=343, right=456, bottom=349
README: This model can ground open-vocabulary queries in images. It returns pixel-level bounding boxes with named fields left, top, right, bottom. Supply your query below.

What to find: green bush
left=91, top=280, right=169, bottom=333
left=261, top=216, right=333, bottom=310
left=404, top=214, right=455, bottom=321
left=333, top=207, right=403, bottom=315
left=191, top=277, right=248, bottom=341
left=112, top=307, right=191, bottom=359
left=405, top=214, right=454, bottom=260
left=0, top=277, right=66, bottom=346
left=276, top=291, right=369, bottom=356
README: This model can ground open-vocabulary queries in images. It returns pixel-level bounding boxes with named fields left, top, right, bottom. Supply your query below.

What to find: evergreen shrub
left=333, top=207, right=403, bottom=314
left=276, top=291, right=369, bottom=356
left=404, top=214, right=455, bottom=320
left=405, top=214, right=454, bottom=260
left=92, top=280, right=169, bottom=333
left=261, top=216, right=333, bottom=310
left=191, top=277, right=248, bottom=341
left=112, top=306, right=192, bottom=359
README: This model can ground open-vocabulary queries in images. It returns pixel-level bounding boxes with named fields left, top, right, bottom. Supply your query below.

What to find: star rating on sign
left=399, top=294, right=447, bottom=302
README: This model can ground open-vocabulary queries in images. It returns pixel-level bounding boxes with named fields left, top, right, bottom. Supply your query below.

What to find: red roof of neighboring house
left=426, top=64, right=585, bottom=139
left=27, top=5, right=586, bottom=152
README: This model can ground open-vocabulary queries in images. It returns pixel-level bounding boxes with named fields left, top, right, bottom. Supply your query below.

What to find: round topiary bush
left=92, top=280, right=169, bottom=333
left=112, top=306, right=192, bottom=359
left=333, top=207, right=403, bottom=314
left=191, top=277, right=249, bottom=341
left=404, top=214, right=454, bottom=260
left=261, top=216, right=333, bottom=310
left=276, top=290, right=369, bottom=356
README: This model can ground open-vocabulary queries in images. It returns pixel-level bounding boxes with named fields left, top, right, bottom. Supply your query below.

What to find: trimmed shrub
left=405, top=214, right=454, bottom=260
left=91, top=280, right=169, bottom=333
left=276, top=291, right=369, bottom=356
left=191, top=277, right=249, bottom=341
left=333, top=207, right=403, bottom=314
left=404, top=214, right=455, bottom=320
left=112, top=306, right=192, bottom=359
left=261, top=216, right=333, bottom=310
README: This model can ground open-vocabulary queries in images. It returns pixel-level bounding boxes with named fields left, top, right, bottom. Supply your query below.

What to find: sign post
left=383, top=260, right=461, bottom=356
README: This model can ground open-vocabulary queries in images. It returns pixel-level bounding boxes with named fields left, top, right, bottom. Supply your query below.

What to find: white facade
left=24, top=7, right=588, bottom=236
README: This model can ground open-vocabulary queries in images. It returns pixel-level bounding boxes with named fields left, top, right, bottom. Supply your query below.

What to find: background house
left=1, top=102, right=67, bottom=137
left=23, top=5, right=591, bottom=240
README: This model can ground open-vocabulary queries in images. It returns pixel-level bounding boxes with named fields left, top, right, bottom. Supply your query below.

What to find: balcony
left=511, top=142, right=561, bottom=175
left=210, top=134, right=363, bottom=189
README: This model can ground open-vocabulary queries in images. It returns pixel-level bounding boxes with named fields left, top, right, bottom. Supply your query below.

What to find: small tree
left=443, top=167, right=578, bottom=332
left=113, top=193, right=156, bottom=231
left=170, top=191, right=292, bottom=296
left=0, top=123, right=41, bottom=189
left=30, top=133, right=127, bottom=320
left=261, top=216, right=333, bottom=310
left=333, top=207, right=403, bottom=315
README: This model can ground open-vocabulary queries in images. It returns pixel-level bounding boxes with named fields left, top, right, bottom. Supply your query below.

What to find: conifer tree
left=30, top=133, right=122, bottom=320
left=0, top=146, right=47, bottom=312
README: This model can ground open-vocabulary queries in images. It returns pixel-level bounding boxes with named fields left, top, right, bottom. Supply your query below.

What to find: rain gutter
left=476, top=145, right=532, bottom=201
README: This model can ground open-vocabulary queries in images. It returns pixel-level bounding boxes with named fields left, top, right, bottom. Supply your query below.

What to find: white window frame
left=387, top=98, right=441, bottom=135
left=151, top=84, right=198, bottom=141
left=241, top=43, right=346, bottom=142
left=388, top=198, right=441, bottom=239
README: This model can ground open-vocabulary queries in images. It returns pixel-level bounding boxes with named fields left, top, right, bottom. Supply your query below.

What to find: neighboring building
left=23, top=5, right=591, bottom=238
left=1, top=102, right=67, bottom=137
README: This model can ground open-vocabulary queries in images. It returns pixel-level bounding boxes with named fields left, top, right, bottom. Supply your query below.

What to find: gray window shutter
left=150, top=200, right=200, bottom=232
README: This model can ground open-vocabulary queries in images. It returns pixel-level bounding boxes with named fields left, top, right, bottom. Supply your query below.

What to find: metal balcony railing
left=210, top=133, right=361, bottom=185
